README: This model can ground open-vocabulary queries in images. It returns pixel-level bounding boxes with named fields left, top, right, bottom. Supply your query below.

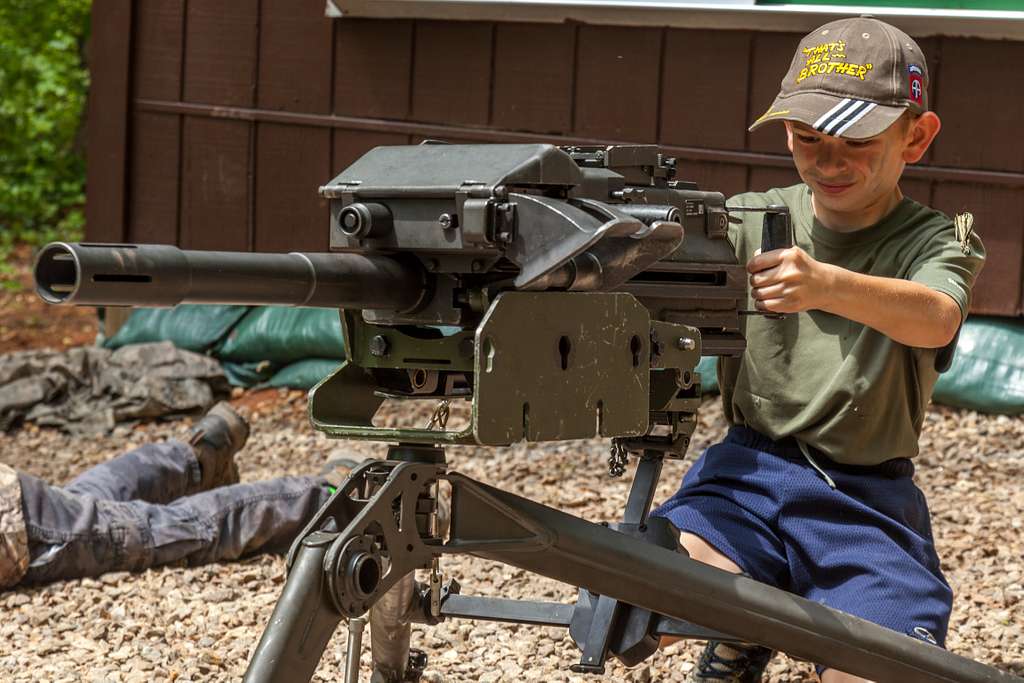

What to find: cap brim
left=749, top=92, right=907, bottom=140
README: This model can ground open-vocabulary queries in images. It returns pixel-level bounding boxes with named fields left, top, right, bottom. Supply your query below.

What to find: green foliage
left=0, top=0, right=91, bottom=287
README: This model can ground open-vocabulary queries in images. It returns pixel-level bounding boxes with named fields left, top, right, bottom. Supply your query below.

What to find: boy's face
left=784, top=114, right=939, bottom=221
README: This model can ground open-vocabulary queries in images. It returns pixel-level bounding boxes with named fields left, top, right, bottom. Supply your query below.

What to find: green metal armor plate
left=472, top=291, right=650, bottom=444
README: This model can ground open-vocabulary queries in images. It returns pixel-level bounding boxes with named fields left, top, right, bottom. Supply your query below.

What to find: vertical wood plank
left=748, top=166, right=802, bottom=193
left=258, top=0, right=333, bottom=113
left=255, top=123, right=331, bottom=252
left=85, top=1, right=132, bottom=243
left=332, top=130, right=411, bottom=176
left=411, top=21, right=493, bottom=126
left=183, top=0, right=259, bottom=106
left=574, top=25, right=661, bottom=142
left=678, top=160, right=748, bottom=200
left=661, top=30, right=751, bottom=151
left=127, top=112, right=180, bottom=244
left=900, top=177, right=932, bottom=206
left=931, top=183, right=1023, bottom=316
left=491, top=23, right=574, bottom=134
left=912, top=36, right=941, bottom=166
left=931, top=39, right=1024, bottom=173
left=132, top=0, right=184, bottom=101
left=334, top=19, right=413, bottom=119
left=747, top=32, right=803, bottom=155
left=181, top=118, right=251, bottom=250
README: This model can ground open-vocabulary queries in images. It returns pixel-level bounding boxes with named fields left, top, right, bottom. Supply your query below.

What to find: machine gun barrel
left=33, top=242, right=426, bottom=311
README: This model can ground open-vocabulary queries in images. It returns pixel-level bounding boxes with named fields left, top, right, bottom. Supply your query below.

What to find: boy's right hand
left=747, top=246, right=834, bottom=314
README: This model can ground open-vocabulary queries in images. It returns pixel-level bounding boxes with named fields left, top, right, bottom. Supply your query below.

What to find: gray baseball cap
left=749, top=16, right=929, bottom=139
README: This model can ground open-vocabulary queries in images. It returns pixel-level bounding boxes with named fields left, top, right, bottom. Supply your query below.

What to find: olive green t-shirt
left=720, top=184, right=985, bottom=465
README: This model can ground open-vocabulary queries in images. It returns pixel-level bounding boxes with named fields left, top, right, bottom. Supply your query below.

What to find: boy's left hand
left=747, top=246, right=832, bottom=314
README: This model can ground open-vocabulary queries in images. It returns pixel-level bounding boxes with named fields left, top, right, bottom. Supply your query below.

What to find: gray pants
left=17, top=440, right=331, bottom=584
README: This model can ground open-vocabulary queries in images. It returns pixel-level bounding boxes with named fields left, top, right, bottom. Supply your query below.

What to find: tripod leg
left=244, top=531, right=346, bottom=683
left=369, top=572, right=417, bottom=681
left=346, top=617, right=367, bottom=683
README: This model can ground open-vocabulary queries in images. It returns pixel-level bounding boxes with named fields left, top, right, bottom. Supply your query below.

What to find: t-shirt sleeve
left=906, top=222, right=986, bottom=319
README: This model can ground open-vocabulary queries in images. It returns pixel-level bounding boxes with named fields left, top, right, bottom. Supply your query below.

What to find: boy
left=653, top=16, right=985, bottom=682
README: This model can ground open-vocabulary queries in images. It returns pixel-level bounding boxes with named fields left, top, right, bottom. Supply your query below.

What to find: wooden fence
left=85, top=0, right=1024, bottom=315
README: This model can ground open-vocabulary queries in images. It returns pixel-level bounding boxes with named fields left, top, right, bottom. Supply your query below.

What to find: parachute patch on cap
left=908, top=65, right=925, bottom=105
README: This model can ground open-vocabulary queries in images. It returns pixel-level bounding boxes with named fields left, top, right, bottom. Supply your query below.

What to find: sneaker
left=187, top=401, right=249, bottom=489
left=689, top=640, right=775, bottom=682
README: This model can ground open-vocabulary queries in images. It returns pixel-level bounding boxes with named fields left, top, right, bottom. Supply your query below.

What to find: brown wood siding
left=85, top=1, right=132, bottom=243
left=181, top=118, right=251, bottom=251
left=127, top=112, right=180, bottom=244
left=333, top=19, right=413, bottom=119
left=132, top=0, right=184, bottom=102
left=574, top=25, right=662, bottom=142
left=661, top=29, right=751, bottom=151
left=95, top=13, right=1024, bottom=316
left=183, top=1, right=259, bottom=107
left=254, top=123, right=331, bottom=253
left=492, top=23, right=575, bottom=135
left=412, top=21, right=494, bottom=126
left=258, top=0, right=334, bottom=114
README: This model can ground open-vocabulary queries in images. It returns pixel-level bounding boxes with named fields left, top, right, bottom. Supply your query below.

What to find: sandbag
left=697, top=356, right=719, bottom=395
left=221, top=360, right=279, bottom=388
left=215, top=307, right=346, bottom=364
left=104, top=305, right=250, bottom=353
left=933, top=317, right=1024, bottom=415
left=264, top=358, right=342, bottom=390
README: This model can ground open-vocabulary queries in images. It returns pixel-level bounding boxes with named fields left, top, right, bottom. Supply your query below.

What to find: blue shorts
left=653, top=425, right=953, bottom=660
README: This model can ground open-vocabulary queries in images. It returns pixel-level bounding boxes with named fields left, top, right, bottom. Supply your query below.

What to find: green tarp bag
left=104, top=305, right=250, bottom=352
left=697, top=356, right=720, bottom=395
left=264, top=358, right=343, bottom=390
left=933, top=317, right=1024, bottom=415
left=216, top=307, right=346, bottom=364
left=222, top=360, right=279, bottom=388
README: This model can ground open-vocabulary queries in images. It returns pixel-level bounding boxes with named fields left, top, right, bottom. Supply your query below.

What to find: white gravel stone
left=1, top=394, right=1022, bottom=681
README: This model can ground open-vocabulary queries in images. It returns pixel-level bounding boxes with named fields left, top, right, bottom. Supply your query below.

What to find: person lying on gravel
left=0, top=402, right=343, bottom=588
left=651, top=17, right=985, bottom=683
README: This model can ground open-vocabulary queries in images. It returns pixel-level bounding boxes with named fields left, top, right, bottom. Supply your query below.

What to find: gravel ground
left=1, top=389, right=1022, bottom=682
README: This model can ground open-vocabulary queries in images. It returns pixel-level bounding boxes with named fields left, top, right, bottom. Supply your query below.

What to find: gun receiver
left=34, top=144, right=1018, bottom=683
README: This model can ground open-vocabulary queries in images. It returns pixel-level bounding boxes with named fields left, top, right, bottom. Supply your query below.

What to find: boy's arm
left=747, top=246, right=961, bottom=349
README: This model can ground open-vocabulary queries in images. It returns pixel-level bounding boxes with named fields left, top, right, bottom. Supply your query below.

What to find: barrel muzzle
left=34, top=242, right=428, bottom=311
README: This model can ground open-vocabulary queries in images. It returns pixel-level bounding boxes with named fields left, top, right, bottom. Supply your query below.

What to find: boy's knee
left=821, top=669, right=874, bottom=683
left=680, top=532, right=743, bottom=574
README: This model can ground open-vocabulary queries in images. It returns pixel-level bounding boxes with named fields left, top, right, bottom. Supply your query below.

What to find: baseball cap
left=749, top=16, right=929, bottom=139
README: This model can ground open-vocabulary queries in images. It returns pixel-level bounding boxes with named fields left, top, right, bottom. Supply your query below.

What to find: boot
left=187, top=401, right=249, bottom=489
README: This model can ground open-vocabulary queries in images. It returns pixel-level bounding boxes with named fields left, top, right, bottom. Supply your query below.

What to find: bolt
left=368, top=335, right=389, bottom=358
left=458, top=338, right=475, bottom=359
left=438, top=213, right=457, bottom=230
left=471, top=260, right=483, bottom=273
left=677, top=337, right=696, bottom=351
